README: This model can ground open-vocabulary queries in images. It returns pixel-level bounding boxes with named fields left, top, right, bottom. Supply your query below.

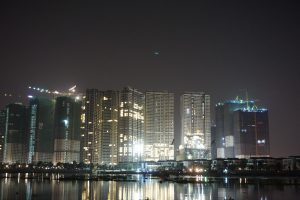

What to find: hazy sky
left=0, top=1, right=299, bottom=157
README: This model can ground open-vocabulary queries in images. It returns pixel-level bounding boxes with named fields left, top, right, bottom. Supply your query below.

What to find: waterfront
left=0, top=175, right=300, bottom=200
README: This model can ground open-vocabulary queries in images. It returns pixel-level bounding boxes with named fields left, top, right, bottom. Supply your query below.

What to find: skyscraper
left=214, top=99, right=252, bottom=158
left=53, top=96, right=81, bottom=164
left=3, top=103, right=28, bottom=164
left=100, top=90, right=119, bottom=165
left=210, top=124, right=217, bottom=160
left=118, top=87, right=145, bottom=163
left=0, top=110, right=6, bottom=163
left=214, top=98, right=269, bottom=158
left=82, top=89, right=119, bottom=165
left=180, top=92, right=211, bottom=160
left=233, top=109, right=270, bottom=158
left=27, top=97, right=55, bottom=163
left=82, top=89, right=101, bottom=164
left=144, top=91, right=174, bottom=161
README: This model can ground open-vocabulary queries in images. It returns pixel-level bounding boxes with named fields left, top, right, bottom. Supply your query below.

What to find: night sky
left=0, top=1, right=299, bottom=157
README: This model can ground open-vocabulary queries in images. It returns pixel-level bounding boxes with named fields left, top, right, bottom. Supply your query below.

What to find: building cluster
left=0, top=86, right=270, bottom=166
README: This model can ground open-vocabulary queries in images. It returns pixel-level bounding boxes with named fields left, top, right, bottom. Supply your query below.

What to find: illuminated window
left=186, top=108, right=190, bottom=114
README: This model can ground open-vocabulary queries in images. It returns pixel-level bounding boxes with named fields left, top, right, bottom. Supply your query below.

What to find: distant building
left=27, top=97, right=55, bottom=163
left=215, top=99, right=253, bottom=158
left=3, top=103, right=28, bottom=164
left=118, top=87, right=145, bottom=163
left=211, top=124, right=217, bottom=160
left=81, top=89, right=119, bottom=165
left=144, top=91, right=174, bottom=161
left=233, top=109, right=270, bottom=158
left=214, top=98, right=269, bottom=158
left=82, top=89, right=102, bottom=164
left=0, top=110, right=6, bottom=162
left=100, top=90, right=119, bottom=165
left=180, top=92, right=211, bottom=160
left=53, top=96, right=81, bottom=164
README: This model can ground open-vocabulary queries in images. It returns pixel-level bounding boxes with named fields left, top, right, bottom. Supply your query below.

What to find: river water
left=0, top=175, right=299, bottom=199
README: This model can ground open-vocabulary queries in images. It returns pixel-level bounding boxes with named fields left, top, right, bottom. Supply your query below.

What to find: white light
left=28, top=95, right=33, bottom=99
left=63, top=119, right=69, bottom=127
left=186, top=108, right=190, bottom=114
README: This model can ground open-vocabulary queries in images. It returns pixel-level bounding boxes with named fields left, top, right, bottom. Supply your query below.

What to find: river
left=0, top=175, right=299, bottom=199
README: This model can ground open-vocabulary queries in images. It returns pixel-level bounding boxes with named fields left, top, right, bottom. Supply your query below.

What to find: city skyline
left=0, top=85, right=291, bottom=160
left=0, top=86, right=271, bottom=165
left=0, top=1, right=299, bottom=158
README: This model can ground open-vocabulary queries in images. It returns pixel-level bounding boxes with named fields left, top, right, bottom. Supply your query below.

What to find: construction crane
left=27, top=85, right=82, bottom=99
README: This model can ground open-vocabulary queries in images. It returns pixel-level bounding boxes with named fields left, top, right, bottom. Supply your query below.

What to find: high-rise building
left=215, top=99, right=251, bottom=158
left=210, top=124, right=217, bottom=160
left=79, top=96, right=86, bottom=163
left=3, top=103, right=28, bottom=164
left=118, top=87, right=145, bottom=163
left=144, top=91, right=174, bottom=161
left=0, top=110, right=6, bottom=162
left=82, top=89, right=119, bottom=165
left=53, top=96, right=81, bottom=164
left=82, top=89, right=101, bottom=164
left=100, top=90, right=119, bottom=165
left=214, top=98, right=269, bottom=158
left=180, top=92, right=211, bottom=160
left=27, top=97, right=55, bottom=163
left=233, top=109, right=270, bottom=158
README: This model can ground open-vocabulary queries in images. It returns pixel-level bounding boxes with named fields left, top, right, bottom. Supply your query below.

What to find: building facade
left=180, top=92, right=211, bottom=160
left=233, top=109, right=270, bottom=158
left=0, top=110, right=6, bottom=163
left=27, top=97, right=55, bottom=163
left=82, top=89, right=102, bottom=164
left=214, top=98, right=269, bottom=158
left=118, top=87, right=145, bottom=163
left=53, top=96, right=81, bottom=164
left=144, top=91, right=174, bottom=161
left=100, top=90, right=119, bottom=165
left=2, top=103, right=28, bottom=164
left=215, top=99, right=252, bottom=158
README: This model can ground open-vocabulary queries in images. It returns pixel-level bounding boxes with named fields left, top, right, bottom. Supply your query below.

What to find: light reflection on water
left=0, top=176, right=299, bottom=200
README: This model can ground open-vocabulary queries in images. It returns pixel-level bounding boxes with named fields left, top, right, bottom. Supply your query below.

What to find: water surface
left=0, top=175, right=299, bottom=200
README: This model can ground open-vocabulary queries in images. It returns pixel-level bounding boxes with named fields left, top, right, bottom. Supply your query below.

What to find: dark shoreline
left=1, top=171, right=300, bottom=185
